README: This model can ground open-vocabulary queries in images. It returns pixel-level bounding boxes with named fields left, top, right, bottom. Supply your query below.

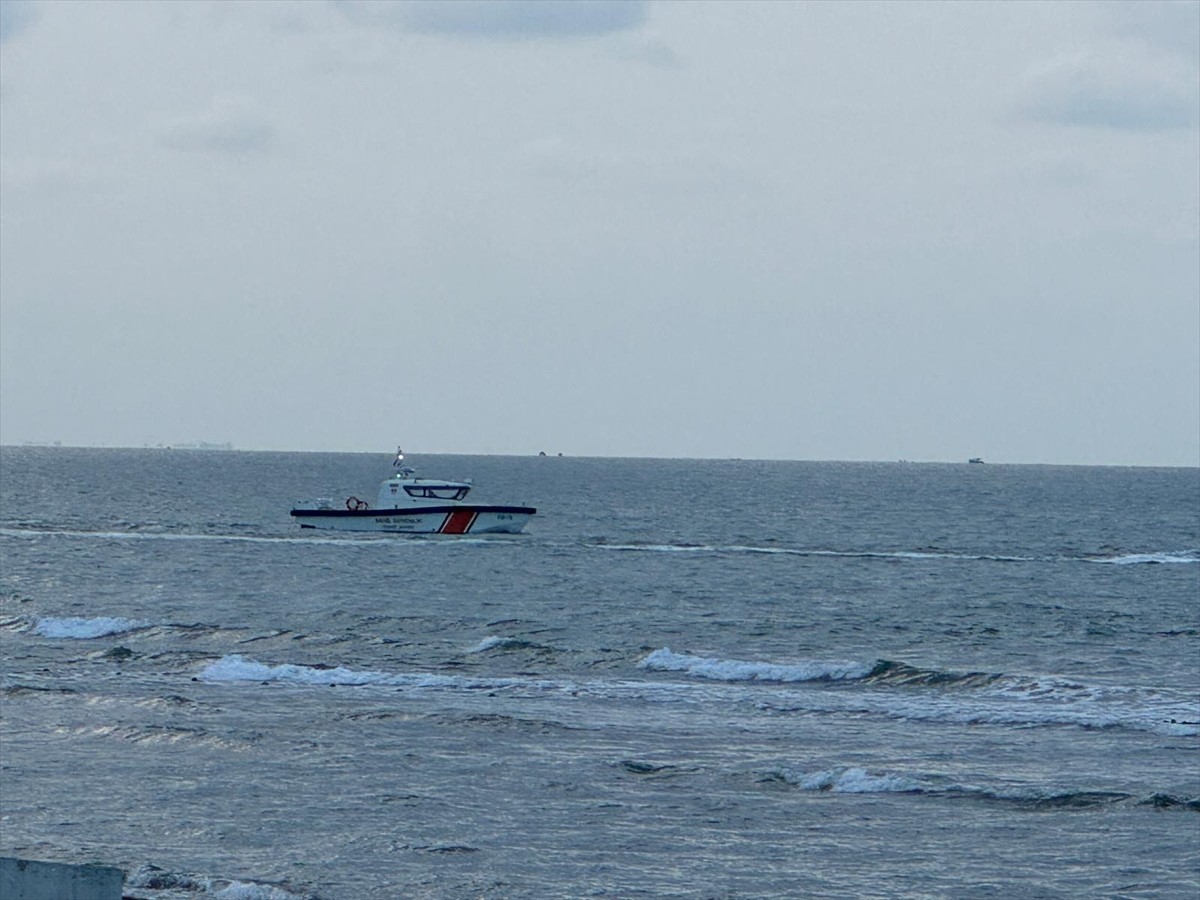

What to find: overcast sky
left=1, top=0, right=1197, bottom=465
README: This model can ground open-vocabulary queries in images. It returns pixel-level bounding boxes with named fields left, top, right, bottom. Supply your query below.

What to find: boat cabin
left=377, top=469, right=472, bottom=509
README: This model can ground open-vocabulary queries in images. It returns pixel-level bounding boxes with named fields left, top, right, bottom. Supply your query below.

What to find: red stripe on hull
left=439, top=510, right=478, bottom=534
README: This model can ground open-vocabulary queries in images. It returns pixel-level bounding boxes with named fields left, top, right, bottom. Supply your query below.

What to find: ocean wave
left=764, top=767, right=1199, bottom=810
left=199, top=651, right=1200, bottom=738
left=0, top=527, right=495, bottom=548
left=614, top=759, right=699, bottom=778
left=126, top=863, right=311, bottom=899
left=9, top=526, right=1191, bottom=564
left=638, top=647, right=874, bottom=682
left=759, top=683, right=1200, bottom=737
left=595, top=541, right=1034, bottom=563
left=639, top=649, right=1012, bottom=691
left=199, top=654, right=560, bottom=694
left=52, top=723, right=242, bottom=750
left=427, top=712, right=576, bottom=733
left=863, top=659, right=1003, bottom=688
left=198, top=654, right=763, bottom=711
left=640, top=649, right=1200, bottom=737
left=33, top=616, right=151, bottom=639
left=468, top=635, right=554, bottom=654
left=592, top=540, right=1199, bottom=565
left=1140, top=793, right=1200, bottom=811
left=598, top=542, right=716, bottom=553
left=1087, top=549, right=1199, bottom=565
left=774, top=766, right=923, bottom=793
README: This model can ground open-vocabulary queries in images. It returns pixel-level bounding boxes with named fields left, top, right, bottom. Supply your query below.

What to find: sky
left=1, top=0, right=1197, bottom=466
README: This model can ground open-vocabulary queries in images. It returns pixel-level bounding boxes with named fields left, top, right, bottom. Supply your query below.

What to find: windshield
left=404, top=486, right=469, bottom=501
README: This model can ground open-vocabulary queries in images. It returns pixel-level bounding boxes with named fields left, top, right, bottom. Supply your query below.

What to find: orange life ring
left=346, top=496, right=367, bottom=511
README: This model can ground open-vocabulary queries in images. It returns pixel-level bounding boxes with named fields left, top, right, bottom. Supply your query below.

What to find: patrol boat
left=290, top=449, right=536, bottom=534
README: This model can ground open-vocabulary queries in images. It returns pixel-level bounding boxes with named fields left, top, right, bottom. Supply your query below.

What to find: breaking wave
left=468, top=635, right=554, bottom=654
left=33, top=616, right=151, bottom=639
left=198, top=648, right=1200, bottom=738
left=638, top=647, right=873, bottom=682
left=638, top=649, right=1200, bottom=737
left=126, top=863, right=311, bottom=899
left=774, top=766, right=923, bottom=794
left=200, top=654, right=561, bottom=693
left=639, top=649, right=1002, bottom=689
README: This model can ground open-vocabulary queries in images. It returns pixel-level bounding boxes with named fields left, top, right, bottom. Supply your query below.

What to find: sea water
left=0, top=447, right=1197, bottom=899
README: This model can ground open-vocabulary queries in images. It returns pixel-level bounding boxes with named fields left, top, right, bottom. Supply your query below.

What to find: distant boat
left=968, top=457, right=985, bottom=464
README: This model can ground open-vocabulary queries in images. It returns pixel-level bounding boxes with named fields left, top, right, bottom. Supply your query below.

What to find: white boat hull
left=290, top=505, right=534, bottom=534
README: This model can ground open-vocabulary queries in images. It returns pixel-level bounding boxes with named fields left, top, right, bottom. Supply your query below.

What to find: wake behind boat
left=290, top=449, right=536, bottom=534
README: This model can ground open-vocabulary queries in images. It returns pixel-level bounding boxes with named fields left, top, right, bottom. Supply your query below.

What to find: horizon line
left=2, top=442, right=1197, bottom=470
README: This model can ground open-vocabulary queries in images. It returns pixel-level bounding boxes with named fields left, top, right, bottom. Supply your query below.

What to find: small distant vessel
left=968, top=457, right=985, bottom=464
left=290, top=449, right=536, bottom=534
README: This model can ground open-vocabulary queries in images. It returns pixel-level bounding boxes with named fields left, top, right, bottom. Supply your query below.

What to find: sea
left=1, top=447, right=1197, bottom=900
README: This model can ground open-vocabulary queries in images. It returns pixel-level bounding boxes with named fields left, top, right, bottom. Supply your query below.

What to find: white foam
left=599, top=543, right=715, bottom=553
left=594, top=540, right=1200, bottom=566
left=198, top=655, right=724, bottom=710
left=199, top=651, right=1200, bottom=738
left=465, top=638, right=504, bottom=652
left=597, top=542, right=1038, bottom=562
left=211, top=882, right=305, bottom=900
left=639, top=648, right=874, bottom=683
left=199, top=654, right=561, bottom=693
left=125, top=868, right=302, bottom=900
left=729, top=545, right=1035, bottom=562
left=785, top=766, right=922, bottom=793
left=470, top=635, right=511, bottom=653
left=204, top=654, right=424, bottom=687
left=1090, top=550, right=1199, bottom=565
left=33, top=616, right=151, bottom=639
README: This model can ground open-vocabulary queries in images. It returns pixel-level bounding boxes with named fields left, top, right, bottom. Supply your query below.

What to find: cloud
left=334, top=0, right=648, bottom=39
left=1100, top=0, right=1200, bottom=63
left=155, top=94, right=275, bottom=153
left=1015, top=42, right=1199, bottom=131
left=0, top=0, right=38, bottom=43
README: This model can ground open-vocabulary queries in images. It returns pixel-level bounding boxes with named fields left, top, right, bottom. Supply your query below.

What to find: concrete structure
left=0, top=857, right=124, bottom=900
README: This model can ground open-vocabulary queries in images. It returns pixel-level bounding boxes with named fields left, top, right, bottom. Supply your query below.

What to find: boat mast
left=392, top=446, right=415, bottom=478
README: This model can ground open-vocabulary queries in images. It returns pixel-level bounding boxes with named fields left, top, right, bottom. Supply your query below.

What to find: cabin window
left=404, top=486, right=468, bottom=501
